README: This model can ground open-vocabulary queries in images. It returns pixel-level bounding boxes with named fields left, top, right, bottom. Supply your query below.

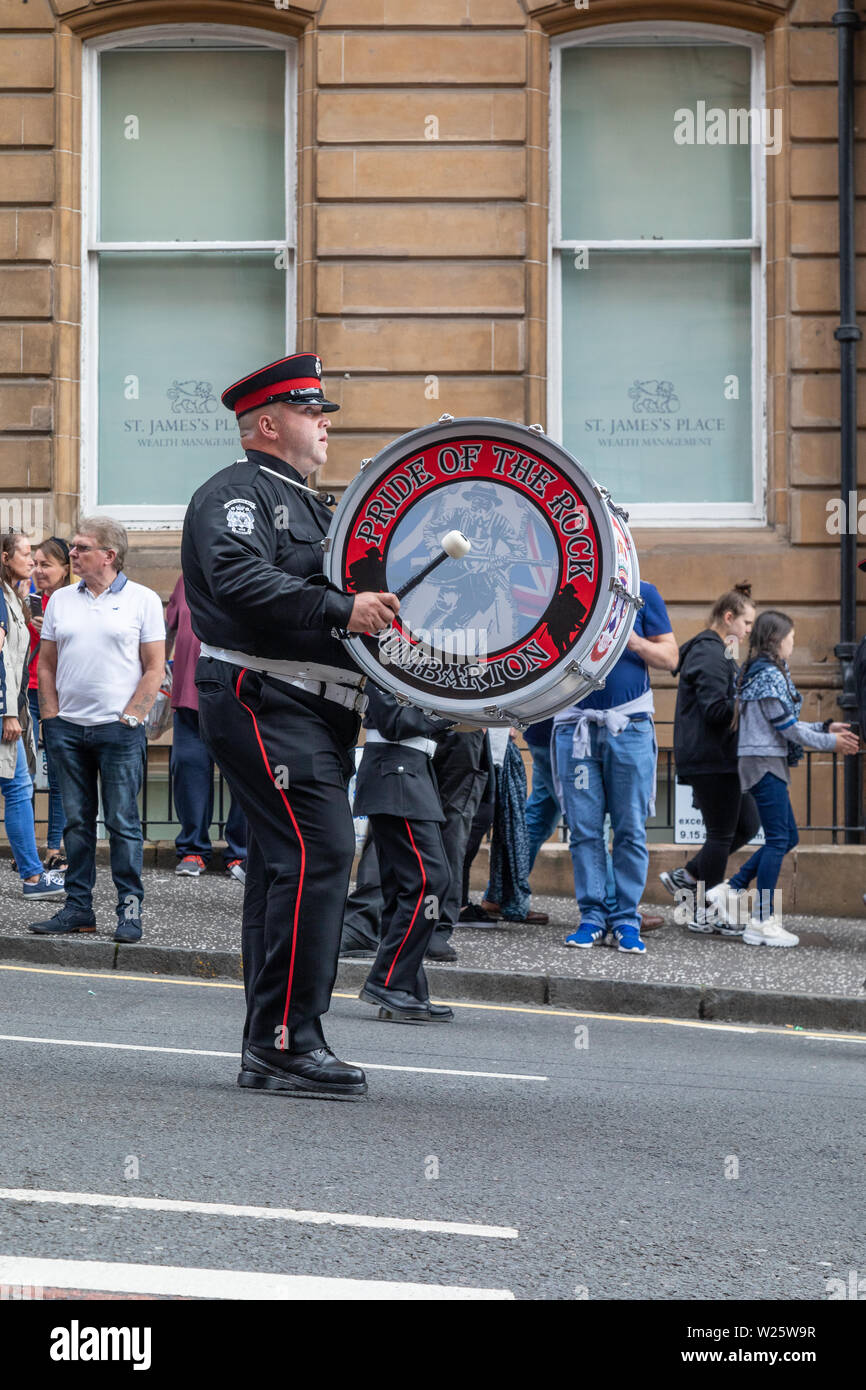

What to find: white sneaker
left=742, top=915, right=799, bottom=948
left=705, top=880, right=746, bottom=932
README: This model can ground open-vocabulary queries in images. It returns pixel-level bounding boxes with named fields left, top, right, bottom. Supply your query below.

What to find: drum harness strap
left=206, top=462, right=364, bottom=712
left=364, top=730, right=437, bottom=759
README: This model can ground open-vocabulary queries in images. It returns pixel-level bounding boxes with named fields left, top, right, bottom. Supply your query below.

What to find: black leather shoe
left=360, top=981, right=430, bottom=1021
left=339, top=932, right=378, bottom=959
left=238, top=1046, right=367, bottom=1100
left=425, top=941, right=458, bottom=962
left=29, top=908, right=96, bottom=935
left=421, top=1000, right=454, bottom=1022
left=113, top=918, right=142, bottom=943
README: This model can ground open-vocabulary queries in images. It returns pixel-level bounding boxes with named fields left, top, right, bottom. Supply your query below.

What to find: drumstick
left=393, top=529, right=471, bottom=602
left=335, top=530, right=471, bottom=640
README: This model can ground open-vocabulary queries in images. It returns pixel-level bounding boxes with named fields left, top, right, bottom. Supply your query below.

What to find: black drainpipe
left=832, top=4, right=862, bottom=843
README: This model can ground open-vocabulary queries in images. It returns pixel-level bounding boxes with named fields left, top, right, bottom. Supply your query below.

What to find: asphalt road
left=0, top=962, right=863, bottom=1301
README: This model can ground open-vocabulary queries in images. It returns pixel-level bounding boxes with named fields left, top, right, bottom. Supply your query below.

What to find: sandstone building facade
left=0, top=0, right=857, bottom=838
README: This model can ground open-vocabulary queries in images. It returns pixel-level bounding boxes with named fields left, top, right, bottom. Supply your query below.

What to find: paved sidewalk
left=2, top=863, right=865, bottom=1031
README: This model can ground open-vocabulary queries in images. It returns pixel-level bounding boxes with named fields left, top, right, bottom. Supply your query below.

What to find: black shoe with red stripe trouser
left=196, top=662, right=366, bottom=1097
left=352, top=687, right=453, bottom=1023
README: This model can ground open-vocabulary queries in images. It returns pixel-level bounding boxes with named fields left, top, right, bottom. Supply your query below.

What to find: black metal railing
left=11, top=723, right=862, bottom=847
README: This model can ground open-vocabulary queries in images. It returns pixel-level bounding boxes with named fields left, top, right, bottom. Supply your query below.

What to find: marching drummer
left=354, top=684, right=453, bottom=1023
left=182, top=353, right=399, bottom=1101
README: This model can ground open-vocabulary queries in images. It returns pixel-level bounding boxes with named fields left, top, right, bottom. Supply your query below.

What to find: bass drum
left=323, top=416, right=641, bottom=728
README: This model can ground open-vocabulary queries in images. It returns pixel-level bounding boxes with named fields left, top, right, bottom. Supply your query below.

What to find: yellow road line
left=1, top=963, right=864, bottom=1045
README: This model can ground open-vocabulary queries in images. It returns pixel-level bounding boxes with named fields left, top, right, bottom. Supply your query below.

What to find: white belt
left=201, top=644, right=368, bottom=714
left=364, top=729, right=437, bottom=759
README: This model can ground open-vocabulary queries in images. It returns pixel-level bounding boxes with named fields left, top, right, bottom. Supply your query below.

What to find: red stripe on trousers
left=384, top=819, right=426, bottom=988
left=234, top=668, right=304, bottom=1049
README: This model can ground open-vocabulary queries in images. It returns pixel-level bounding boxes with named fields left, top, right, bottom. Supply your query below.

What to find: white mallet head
left=441, top=529, right=471, bottom=559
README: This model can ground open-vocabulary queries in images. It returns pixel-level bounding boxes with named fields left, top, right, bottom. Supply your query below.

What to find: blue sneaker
left=614, top=923, right=646, bottom=954
left=565, top=923, right=605, bottom=948
left=22, top=870, right=66, bottom=901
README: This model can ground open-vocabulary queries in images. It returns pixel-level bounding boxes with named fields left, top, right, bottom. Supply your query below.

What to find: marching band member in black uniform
left=354, top=685, right=453, bottom=1023
left=182, top=353, right=399, bottom=1101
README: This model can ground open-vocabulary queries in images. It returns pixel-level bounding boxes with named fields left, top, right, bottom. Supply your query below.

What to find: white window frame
left=81, top=24, right=297, bottom=529
left=548, top=21, right=767, bottom=526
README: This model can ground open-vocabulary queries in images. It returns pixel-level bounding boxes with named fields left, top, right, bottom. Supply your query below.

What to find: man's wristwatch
left=120, top=714, right=140, bottom=728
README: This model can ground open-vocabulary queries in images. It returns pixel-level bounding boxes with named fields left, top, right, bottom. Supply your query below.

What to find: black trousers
left=366, top=814, right=450, bottom=996
left=341, top=831, right=384, bottom=951
left=431, top=731, right=490, bottom=942
left=462, top=800, right=495, bottom=906
left=196, top=658, right=359, bottom=1055
left=684, top=772, right=761, bottom=891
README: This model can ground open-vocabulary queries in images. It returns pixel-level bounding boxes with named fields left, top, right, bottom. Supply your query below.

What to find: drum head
left=324, top=417, right=639, bottom=726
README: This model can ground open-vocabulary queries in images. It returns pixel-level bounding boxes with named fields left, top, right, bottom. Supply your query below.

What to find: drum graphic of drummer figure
left=182, top=353, right=399, bottom=1101
left=419, top=484, right=522, bottom=643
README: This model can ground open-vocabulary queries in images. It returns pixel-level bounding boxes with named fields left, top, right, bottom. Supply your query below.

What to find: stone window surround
left=51, top=0, right=789, bottom=545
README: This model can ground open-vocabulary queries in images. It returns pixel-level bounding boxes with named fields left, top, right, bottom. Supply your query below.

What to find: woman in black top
left=661, top=584, right=758, bottom=932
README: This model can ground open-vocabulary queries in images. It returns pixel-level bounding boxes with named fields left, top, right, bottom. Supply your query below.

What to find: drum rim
left=324, top=416, right=639, bottom=723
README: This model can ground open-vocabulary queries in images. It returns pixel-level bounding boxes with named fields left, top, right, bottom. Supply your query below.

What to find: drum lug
left=594, top=480, right=630, bottom=524
left=359, top=458, right=373, bottom=469
left=609, top=578, right=645, bottom=610
left=526, top=423, right=545, bottom=436
left=320, top=537, right=331, bottom=552
left=500, top=709, right=529, bottom=731
left=436, top=413, right=455, bottom=424
left=393, top=693, right=411, bottom=706
left=482, top=705, right=501, bottom=719
left=568, top=660, right=606, bottom=692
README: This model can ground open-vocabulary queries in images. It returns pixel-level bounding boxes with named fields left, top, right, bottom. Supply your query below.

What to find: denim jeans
left=728, top=771, right=797, bottom=920
left=43, top=716, right=146, bottom=920
left=555, top=718, right=656, bottom=931
left=170, top=707, right=246, bottom=863
left=0, top=738, right=43, bottom=879
left=28, top=689, right=66, bottom=850
left=525, top=739, right=563, bottom=871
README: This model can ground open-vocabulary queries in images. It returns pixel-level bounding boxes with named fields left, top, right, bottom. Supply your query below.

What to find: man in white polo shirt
left=30, top=517, right=165, bottom=942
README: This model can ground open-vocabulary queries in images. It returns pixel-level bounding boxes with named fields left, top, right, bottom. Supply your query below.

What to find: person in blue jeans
left=554, top=581, right=678, bottom=954
left=166, top=576, right=246, bottom=881
left=1, top=531, right=65, bottom=902
left=28, top=536, right=74, bottom=869
left=726, top=610, right=858, bottom=946
left=29, top=517, right=165, bottom=942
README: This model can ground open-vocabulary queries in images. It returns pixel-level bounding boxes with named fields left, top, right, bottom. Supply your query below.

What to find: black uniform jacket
left=353, top=685, right=448, bottom=823
left=673, top=628, right=739, bottom=780
left=181, top=447, right=356, bottom=671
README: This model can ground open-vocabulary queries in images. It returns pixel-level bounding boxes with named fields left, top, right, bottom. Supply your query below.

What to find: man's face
left=470, top=498, right=493, bottom=521
left=266, top=401, right=331, bottom=476
left=70, top=534, right=113, bottom=579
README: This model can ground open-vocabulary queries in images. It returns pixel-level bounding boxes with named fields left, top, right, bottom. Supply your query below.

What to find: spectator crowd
left=0, top=518, right=859, bottom=954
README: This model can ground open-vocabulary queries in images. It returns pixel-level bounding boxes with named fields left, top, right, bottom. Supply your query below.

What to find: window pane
left=100, top=50, right=285, bottom=241
left=561, top=45, right=752, bottom=240
left=97, top=252, right=286, bottom=506
left=561, top=251, right=753, bottom=505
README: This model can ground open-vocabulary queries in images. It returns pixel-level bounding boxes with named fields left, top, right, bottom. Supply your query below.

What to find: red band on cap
left=233, top=377, right=322, bottom=416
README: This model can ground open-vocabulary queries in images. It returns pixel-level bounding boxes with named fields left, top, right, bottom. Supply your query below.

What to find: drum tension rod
left=567, top=661, right=607, bottom=691
left=608, top=578, right=645, bottom=610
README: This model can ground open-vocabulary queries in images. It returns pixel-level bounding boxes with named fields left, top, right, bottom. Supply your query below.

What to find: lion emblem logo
left=167, top=380, right=219, bottom=415
left=628, top=380, right=680, bottom=415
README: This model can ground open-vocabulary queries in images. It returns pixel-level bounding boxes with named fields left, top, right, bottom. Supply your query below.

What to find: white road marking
left=0, top=1188, right=518, bottom=1240
left=0, top=1255, right=514, bottom=1300
left=0, top=1033, right=547, bottom=1082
